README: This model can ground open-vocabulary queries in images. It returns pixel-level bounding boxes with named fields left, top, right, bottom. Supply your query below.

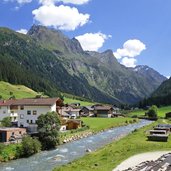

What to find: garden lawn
left=128, top=106, right=171, bottom=118
left=54, top=119, right=171, bottom=171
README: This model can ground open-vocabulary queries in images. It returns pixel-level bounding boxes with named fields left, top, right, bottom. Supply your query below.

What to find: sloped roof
left=94, top=106, right=113, bottom=110
left=0, top=98, right=60, bottom=106
left=82, top=106, right=94, bottom=111
left=62, top=107, right=81, bottom=112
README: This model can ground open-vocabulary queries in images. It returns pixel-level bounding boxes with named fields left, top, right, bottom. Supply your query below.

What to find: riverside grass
left=81, top=117, right=135, bottom=132
left=128, top=105, right=171, bottom=118
left=54, top=119, right=171, bottom=171
left=60, top=117, right=135, bottom=143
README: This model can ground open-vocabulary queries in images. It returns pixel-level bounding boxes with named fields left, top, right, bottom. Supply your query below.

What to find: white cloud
left=166, top=76, right=170, bottom=79
left=113, top=39, right=146, bottom=68
left=38, top=0, right=55, bottom=5
left=76, top=32, right=111, bottom=51
left=32, top=4, right=90, bottom=31
left=121, top=57, right=137, bottom=68
left=114, top=39, right=146, bottom=59
left=4, top=0, right=32, bottom=4
left=16, top=29, right=28, bottom=34
left=39, top=0, right=90, bottom=5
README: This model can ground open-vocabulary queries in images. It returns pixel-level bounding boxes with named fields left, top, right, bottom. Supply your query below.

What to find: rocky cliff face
left=132, top=65, right=166, bottom=87
left=0, top=25, right=166, bottom=104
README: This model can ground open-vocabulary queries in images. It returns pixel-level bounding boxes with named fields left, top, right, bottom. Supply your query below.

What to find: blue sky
left=0, top=0, right=171, bottom=77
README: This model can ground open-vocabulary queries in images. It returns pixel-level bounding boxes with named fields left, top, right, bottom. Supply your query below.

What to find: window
left=27, top=110, right=31, bottom=115
left=10, top=105, right=18, bottom=110
left=33, top=110, right=37, bottom=115
left=3, top=111, right=6, bottom=114
left=30, top=120, right=33, bottom=124
left=19, top=131, right=22, bottom=134
left=27, top=120, right=29, bottom=123
left=20, top=106, right=24, bottom=110
left=20, top=114, right=24, bottom=119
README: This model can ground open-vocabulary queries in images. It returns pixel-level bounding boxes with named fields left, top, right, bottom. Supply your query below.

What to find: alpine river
left=0, top=120, right=152, bottom=171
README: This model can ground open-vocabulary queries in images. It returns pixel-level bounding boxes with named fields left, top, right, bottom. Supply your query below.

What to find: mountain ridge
left=0, top=25, right=167, bottom=104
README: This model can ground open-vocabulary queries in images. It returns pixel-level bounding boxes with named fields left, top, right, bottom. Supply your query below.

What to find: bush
left=20, top=136, right=41, bottom=157
left=1, top=117, right=12, bottom=127
left=131, top=115, right=137, bottom=118
left=146, top=105, right=158, bottom=118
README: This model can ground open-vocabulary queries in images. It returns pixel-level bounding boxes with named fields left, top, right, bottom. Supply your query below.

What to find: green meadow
left=128, top=106, right=171, bottom=118
left=0, top=81, right=39, bottom=99
left=54, top=119, right=171, bottom=171
left=81, top=117, right=136, bottom=132
left=64, top=97, right=95, bottom=106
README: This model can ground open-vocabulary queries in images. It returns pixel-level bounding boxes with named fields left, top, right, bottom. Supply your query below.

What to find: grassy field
left=81, top=117, right=136, bottom=132
left=0, top=81, right=96, bottom=106
left=64, top=97, right=96, bottom=106
left=54, top=119, right=171, bottom=171
left=60, top=117, right=136, bottom=142
left=0, top=81, right=40, bottom=99
left=128, top=106, right=171, bottom=118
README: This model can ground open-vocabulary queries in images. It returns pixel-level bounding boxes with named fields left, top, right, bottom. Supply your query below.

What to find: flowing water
left=0, top=120, right=152, bottom=171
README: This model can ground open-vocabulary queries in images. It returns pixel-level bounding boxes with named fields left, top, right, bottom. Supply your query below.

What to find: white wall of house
left=59, top=107, right=80, bottom=118
left=0, top=106, right=11, bottom=120
left=18, top=103, right=56, bottom=127
left=0, top=103, right=57, bottom=127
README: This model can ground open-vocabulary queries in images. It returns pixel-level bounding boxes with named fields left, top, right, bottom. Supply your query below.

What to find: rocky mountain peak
left=132, top=65, right=167, bottom=86
left=28, top=25, right=83, bottom=54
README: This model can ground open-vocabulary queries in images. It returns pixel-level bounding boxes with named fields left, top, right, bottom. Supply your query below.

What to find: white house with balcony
left=0, top=100, right=18, bottom=122
left=0, top=98, right=62, bottom=128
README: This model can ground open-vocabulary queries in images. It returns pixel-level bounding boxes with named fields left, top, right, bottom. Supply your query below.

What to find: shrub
left=1, top=117, right=12, bottom=127
left=146, top=105, right=158, bottom=118
left=20, top=136, right=41, bottom=157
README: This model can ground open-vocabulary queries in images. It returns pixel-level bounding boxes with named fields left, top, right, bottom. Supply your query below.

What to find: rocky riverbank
left=62, top=131, right=93, bottom=143
left=62, top=119, right=139, bottom=144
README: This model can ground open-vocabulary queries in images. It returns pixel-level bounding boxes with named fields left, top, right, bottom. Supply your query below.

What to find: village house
left=113, top=107, right=120, bottom=114
left=66, top=119, right=82, bottom=130
left=60, top=118, right=82, bottom=131
left=94, top=105, right=113, bottom=118
left=58, top=105, right=81, bottom=118
left=0, top=100, right=18, bottom=123
left=0, top=127, right=26, bottom=143
left=80, top=106, right=94, bottom=117
left=0, top=98, right=62, bottom=128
